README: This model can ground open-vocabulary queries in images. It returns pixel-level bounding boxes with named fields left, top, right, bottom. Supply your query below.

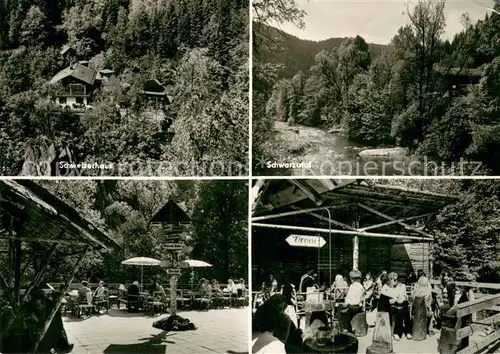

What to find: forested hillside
left=377, top=179, right=500, bottom=282
left=254, top=0, right=500, bottom=174
left=0, top=0, right=249, bottom=176
left=255, top=22, right=388, bottom=78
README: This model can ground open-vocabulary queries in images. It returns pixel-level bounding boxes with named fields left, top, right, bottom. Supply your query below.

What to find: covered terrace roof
left=0, top=180, right=121, bottom=252
left=252, top=179, right=458, bottom=242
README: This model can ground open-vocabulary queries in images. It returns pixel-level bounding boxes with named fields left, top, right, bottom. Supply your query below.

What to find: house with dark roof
left=151, top=200, right=191, bottom=242
left=50, top=63, right=97, bottom=108
left=141, top=79, right=171, bottom=110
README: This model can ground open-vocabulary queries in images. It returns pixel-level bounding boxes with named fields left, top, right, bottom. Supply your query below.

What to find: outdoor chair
left=222, top=291, right=232, bottom=308
left=194, top=293, right=212, bottom=310
left=236, top=288, right=248, bottom=307
left=94, top=291, right=109, bottom=314
left=108, top=289, right=119, bottom=309
left=75, top=291, right=94, bottom=318
left=177, top=289, right=192, bottom=310
left=212, top=292, right=224, bottom=308
left=145, top=291, right=167, bottom=316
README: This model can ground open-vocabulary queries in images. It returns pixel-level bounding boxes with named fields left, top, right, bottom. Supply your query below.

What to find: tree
left=20, top=6, right=48, bottom=47
left=191, top=181, right=248, bottom=281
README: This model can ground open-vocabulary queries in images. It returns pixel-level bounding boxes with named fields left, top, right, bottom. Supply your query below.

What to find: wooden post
left=170, top=275, right=177, bottom=315
left=21, top=244, right=58, bottom=306
left=353, top=236, right=359, bottom=271
left=438, top=308, right=461, bottom=354
left=353, top=218, right=359, bottom=271
left=32, top=246, right=88, bottom=354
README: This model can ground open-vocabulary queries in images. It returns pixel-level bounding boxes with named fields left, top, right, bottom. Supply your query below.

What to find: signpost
left=166, top=243, right=184, bottom=251
left=286, top=234, right=326, bottom=248
left=165, top=241, right=186, bottom=315
left=167, top=268, right=181, bottom=275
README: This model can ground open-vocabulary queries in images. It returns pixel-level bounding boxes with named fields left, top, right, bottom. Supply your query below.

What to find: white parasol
left=121, top=257, right=161, bottom=291
left=180, top=259, right=212, bottom=268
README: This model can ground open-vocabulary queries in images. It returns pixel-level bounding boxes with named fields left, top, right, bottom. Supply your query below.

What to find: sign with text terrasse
left=286, top=234, right=326, bottom=248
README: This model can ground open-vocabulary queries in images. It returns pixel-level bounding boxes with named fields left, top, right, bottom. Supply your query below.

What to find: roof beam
left=358, top=213, right=435, bottom=231
left=251, top=179, right=269, bottom=215
left=252, top=204, right=355, bottom=222
left=289, top=179, right=324, bottom=206
left=252, top=222, right=433, bottom=241
left=293, top=206, right=358, bottom=231
left=357, top=203, right=434, bottom=239
left=0, top=235, right=88, bottom=246
left=267, top=180, right=355, bottom=210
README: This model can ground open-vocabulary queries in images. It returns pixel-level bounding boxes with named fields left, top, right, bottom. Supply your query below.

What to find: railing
left=438, top=288, right=500, bottom=354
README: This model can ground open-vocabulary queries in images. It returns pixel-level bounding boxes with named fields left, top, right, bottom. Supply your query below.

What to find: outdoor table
left=303, top=333, right=358, bottom=354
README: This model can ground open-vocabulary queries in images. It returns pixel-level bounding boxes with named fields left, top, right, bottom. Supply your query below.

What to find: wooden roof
left=0, top=180, right=121, bottom=252
left=151, top=200, right=191, bottom=224
left=253, top=179, right=457, bottom=241
left=50, top=63, right=97, bottom=86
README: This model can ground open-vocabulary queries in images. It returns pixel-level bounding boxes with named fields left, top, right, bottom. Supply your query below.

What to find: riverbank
left=254, top=121, right=431, bottom=176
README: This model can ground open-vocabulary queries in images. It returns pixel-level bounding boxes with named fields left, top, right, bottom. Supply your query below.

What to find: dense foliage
left=0, top=0, right=249, bottom=176
left=254, top=0, right=500, bottom=173
left=10, top=180, right=248, bottom=287
left=378, top=179, right=500, bottom=282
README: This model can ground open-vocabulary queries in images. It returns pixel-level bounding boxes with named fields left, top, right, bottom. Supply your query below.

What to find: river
left=258, top=121, right=415, bottom=176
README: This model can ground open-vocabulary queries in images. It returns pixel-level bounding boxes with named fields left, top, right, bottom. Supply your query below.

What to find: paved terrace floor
left=64, top=308, right=249, bottom=354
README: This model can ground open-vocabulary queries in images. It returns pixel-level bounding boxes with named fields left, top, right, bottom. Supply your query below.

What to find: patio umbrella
left=180, top=259, right=212, bottom=268
left=180, top=259, right=212, bottom=291
left=121, top=257, right=161, bottom=291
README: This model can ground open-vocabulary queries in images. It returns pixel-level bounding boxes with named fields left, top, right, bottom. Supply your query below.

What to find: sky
left=277, top=0, right=496, bottom=44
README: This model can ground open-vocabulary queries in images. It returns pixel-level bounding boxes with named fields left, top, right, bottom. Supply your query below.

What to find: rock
left=328, top=127, right=345, bottom=134
left=358, top=148, right=408, bottom=158
left=153, top=314, right=197, bottom=332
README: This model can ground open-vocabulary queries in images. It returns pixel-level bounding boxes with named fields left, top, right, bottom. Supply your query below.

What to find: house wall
left=391, top=242, right=431, bottom=277
left=56, top=96, right=88, bottom=107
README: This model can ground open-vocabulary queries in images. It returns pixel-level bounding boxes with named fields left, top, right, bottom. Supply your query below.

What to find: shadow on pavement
left=103, top=332, right=176, bottom=353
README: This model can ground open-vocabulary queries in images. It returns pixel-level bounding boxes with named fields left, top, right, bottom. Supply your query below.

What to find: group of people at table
left=75, top=278, right=246, bottom=312
left=253, top=268, right=470, bottom=353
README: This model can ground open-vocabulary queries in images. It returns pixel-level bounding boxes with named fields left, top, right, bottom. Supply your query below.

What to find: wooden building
left=251, top=179, right=456, bottom=288
left=0, top=180, right=121, bottom=353
left=50, top=63, right=97, bottom=108
left=151, top=200, right=191, bottom=242
left=141, top=79, right=171, bottom=111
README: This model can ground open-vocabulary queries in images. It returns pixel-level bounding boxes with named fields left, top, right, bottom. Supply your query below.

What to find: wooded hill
left=255, top=22, right=389, bottom=78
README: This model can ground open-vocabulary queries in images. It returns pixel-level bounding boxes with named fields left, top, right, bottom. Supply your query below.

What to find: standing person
left=442, top=273, right=457, bottom=307
left=393, top=274, right=412, bottom=340
left=339, top=270, right=364, bottom=333
left=379, top=272, right=396, bottom=329
left=411, top=275, right=434, bottom=339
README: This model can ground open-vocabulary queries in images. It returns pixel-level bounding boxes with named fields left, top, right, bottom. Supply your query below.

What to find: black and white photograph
left=253, top=0, right=500, bottom=176
left=0, top=0, right=249, bottom=177
left=0, top=178, right=249, bottom=353
left=251, top=178, right=500, bottom=353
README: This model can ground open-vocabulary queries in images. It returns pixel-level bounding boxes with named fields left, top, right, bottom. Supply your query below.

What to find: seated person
left=252, top=301, right=287, bottom=354
left=127, top=281, right=140, bottom=312
left=339, top=270, right=364, bottom=333
left=150, top=278, right=165, bottom=300
left=330, top=274, right=349, bottom=300
left=78, top=281, right=91, bottom=304
left=94, top=280, right=108, bottom=299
